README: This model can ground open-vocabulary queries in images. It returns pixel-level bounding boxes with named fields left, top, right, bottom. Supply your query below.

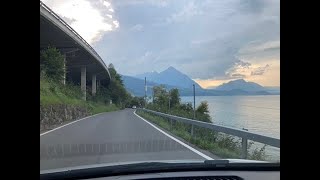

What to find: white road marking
left=134, top=110, right=213, bottom=160
left=40, top=113, right=105, bottom=136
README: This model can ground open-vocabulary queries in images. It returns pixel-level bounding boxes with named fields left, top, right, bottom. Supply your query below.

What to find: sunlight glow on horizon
left=194, top=59, right=280, bottom=88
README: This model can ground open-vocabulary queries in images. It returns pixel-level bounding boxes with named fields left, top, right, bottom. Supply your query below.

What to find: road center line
left=133, top=110, right=213, bottom=160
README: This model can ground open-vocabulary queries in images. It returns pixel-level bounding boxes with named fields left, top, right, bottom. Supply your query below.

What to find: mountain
left=206, top=86, right=218, bottom=89
left=215, top=79, right=266, bottom=92
left=264, top=86, right=280, bottom=94
left=121, top=75, right=177, bottom=97
left=135, top=66, right=202, bottom=89
left=135, top=71, right=159, bottom=81
left=122, top=75, right=271, bottom=97
left=179, top=88, right=270, bottom=96
left=121, top=75, right=156, bottom=97
left=122, top=71, right=273, bottom=97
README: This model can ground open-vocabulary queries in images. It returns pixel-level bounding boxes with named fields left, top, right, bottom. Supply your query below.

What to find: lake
left=180, top=95, right=280, bottom=160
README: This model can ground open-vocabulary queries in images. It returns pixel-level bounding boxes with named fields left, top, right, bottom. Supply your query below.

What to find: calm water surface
left=181, top=95, right=280, bottom=160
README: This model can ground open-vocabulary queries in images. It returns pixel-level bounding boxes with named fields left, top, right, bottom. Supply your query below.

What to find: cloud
left=239, top=40, right=280, bottom=55
left=60, top=16, right=76, bottom=24
left=102, top=0, right=110, bottom=7
left=224, top=60, right=251, bottom=79
left=237, top=0, right=267, bottom=14
left=231, top=73, right=246, bottom=78
left=235, top=60, right=251, bottom=68
left=153, top=0, right=168, bottom=7
left=92, top=0, right=279, bottom=86
left=129, top=24, right=143, bottom=32
left=113, top=20, right=119, bottom=28
left=114, top=0, right=168, bottom=7
left=136, top=51, right=155, bottom=64
left=165, top=1, right=203, bottom=24
left=221, top=60, right=271, bottom=80
left=42, top=0, right=119, bottom=44
left=251, top=64, right=270, bottom=76
left=194, top=59, right=279, bottom=88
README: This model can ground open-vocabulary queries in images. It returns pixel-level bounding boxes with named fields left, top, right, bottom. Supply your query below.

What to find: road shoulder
left=133, top=110, right=220, bottom=160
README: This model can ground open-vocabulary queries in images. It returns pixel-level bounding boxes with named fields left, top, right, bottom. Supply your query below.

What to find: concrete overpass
left=40, top=1, right=111, bottom=100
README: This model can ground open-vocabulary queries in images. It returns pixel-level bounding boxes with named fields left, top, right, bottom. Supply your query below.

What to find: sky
left=42, top=0, right=280, bottom=88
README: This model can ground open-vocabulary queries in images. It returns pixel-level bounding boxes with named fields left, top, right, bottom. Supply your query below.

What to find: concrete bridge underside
left=40, top=2, right=111, bottom=100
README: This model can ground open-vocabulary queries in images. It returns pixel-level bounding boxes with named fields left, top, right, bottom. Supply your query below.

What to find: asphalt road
left=40, top=109, right=208, bottom=171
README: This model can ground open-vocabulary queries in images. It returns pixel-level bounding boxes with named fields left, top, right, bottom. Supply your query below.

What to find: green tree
left=148, top=86, right=212, bottom=122
left=169, top=88, right=180, bottom=108
left=153, top=85, right=167, bottom=98
left=108, top=64, right=123, bottom=85
left=196, top=101, right=209, bottom=114
left=196, top=101, right=211, bottom=122
left=128, top=96, right=145, bottom=107
left=92, top=64, right=132, bottom=108
left=104, top=65, right=131, bottom=108
left=179, top=102, right=193, bottom=112
left=153, top=85, right=168, bottom=109
left=40, top=46, right=65, bottom=82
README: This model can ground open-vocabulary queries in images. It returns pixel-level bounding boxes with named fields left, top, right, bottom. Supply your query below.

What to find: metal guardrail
left=139, top=108, right=280, bottom=159
left=40, top=1, right=108, bottom=69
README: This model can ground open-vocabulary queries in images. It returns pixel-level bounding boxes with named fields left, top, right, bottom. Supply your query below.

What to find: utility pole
left=193, top=84, right=195, bottom=119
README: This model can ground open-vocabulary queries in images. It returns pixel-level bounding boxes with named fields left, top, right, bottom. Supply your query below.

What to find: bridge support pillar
left=81, top=66, right=86, bottom=100
left=92, top=74, right=97, bottom=96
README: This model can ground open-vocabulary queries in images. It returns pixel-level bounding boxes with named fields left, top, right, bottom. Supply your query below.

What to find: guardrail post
left=170, top=119, right=173, bottom=130
left=241, top=137, right=248, bottom=159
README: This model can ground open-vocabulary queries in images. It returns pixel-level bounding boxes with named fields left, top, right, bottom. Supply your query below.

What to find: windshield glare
left=40, top=0, right=280, bottom=172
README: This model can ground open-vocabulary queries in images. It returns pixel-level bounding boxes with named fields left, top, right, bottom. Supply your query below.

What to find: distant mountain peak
left=223, top=79, right=246, bottom=84
left=216, top=79, right=265, bottom=92
left=234, top=79, right=246, bottom=82
left=134, top=66, right=202, bottom=89
left=163, top=66, right=180, bottom=73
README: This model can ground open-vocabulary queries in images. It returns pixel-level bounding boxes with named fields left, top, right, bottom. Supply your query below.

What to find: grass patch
left=136, top=110, right=266, bottom=160
left=89, top=103, right=119, bottom=114
left=40, top=76, right=119, bottom=114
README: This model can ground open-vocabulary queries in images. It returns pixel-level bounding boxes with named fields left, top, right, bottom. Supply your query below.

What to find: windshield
left=40, top=0, right=280, bottom=173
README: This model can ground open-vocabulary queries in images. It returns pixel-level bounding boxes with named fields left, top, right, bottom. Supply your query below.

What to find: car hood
left=40, top=159, right=268, bottom=174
